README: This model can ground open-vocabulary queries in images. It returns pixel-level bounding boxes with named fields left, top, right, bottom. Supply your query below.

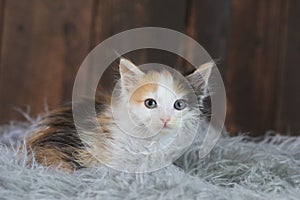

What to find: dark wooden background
left=0, top=0, right=299, bottom=136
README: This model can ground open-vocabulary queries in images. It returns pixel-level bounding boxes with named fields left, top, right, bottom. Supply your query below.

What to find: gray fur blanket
left=0, top=116, right=299, bottom=200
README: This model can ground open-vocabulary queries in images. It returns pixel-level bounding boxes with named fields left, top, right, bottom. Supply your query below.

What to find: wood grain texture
left=225, top=0, right=287, bottom=135
left=0, top=0, right=299, bottom=136
left=185, top=0, right=231, bottom=73
left=0, top=0, right=93, bottom=123
left=0, top=0, right=5, bottom=79
left=275, top=0, right=300, bottom=135
left=91, top=0, right=187, bottom=44
left=91, top=0, right=188, bottom=92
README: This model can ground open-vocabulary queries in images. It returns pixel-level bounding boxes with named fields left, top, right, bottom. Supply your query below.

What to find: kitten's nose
left=160, top=118, right=170, bottom=126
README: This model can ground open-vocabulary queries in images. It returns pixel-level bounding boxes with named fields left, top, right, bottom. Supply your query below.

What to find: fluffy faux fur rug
left=0, top=115, right=299, bottom=200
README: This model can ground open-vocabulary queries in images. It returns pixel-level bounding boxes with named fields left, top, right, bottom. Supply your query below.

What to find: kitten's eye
left=144, top=98, right=157, bottom=109
left=174, top=99, right=186, bottom=110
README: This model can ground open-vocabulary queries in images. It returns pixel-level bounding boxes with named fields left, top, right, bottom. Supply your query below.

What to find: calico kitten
left=24, top=58, right=213, bottom=171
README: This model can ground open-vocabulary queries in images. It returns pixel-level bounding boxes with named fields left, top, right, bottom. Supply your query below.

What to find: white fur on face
left=126, top=71, right=190, bottom=138
left=105, top=59, right=205, bottom=171
left=117, top=58, right=213, bottom=139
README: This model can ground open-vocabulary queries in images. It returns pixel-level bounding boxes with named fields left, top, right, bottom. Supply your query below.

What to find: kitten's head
left=114, top=58, right=213, bottom=138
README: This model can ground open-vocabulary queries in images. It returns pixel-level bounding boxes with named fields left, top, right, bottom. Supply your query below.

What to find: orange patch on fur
left=130, top=83, right=158, bottom=103
left=31, top=146, right=77, bottom=171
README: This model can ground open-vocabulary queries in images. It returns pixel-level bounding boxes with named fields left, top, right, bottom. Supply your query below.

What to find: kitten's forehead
left=156, top=71, right=177, bottom=103
left=129, top=70, right=187, bottom=104
left=130, top=83, right=158, bottom=103
left=144, top=70, right=185, bottom=94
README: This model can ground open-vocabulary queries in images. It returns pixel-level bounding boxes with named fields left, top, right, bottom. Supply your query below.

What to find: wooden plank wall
left=276, top=0, right=300, bottom=135
left=0, top=0, right=4, bottom=84
left=225, top=0, right=289, bottom=135
left=0, top=0, right=93, bottom=122
left=0, top=0, right=299, bottom=136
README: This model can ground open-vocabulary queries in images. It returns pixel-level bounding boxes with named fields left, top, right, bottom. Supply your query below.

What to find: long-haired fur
left=24, top=58, right=213, bottom=171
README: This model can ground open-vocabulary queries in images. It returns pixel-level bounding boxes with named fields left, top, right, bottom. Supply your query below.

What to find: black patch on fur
left=31, top=99, right=107, bottom=169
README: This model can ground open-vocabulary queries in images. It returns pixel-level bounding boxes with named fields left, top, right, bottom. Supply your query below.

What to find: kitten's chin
left=143, top=123, right=180, bottom=137
left=157, top=125, right=180, bottom=135
left=161, top=123, right=179, bottom=130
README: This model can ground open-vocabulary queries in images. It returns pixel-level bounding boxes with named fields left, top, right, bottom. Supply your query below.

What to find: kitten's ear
left=187, top=62, right=214, bottom=92
left=119, top=58, right=144, bottom=91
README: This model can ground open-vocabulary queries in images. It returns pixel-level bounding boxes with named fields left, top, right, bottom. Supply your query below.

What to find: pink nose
left=160, top=118, right=170, bottom=125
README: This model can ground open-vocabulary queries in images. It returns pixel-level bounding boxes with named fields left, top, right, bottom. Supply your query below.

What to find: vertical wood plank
left=0, top=0, right=93, bottom=123
left=0, top=0, right=5, bottom=77
left=276, top=0, right=300, bottom=135
left=185, top=0, right=231, bottom=74
left=91, top=0, right=188, bottom=91
left=225, top=0, right=258, bottom=134
left=182, top=0, right=231, bottom=128
left=225, top=0, right=287, bottom=135
left=91, top=0, right=187, bottom=51
left=92, top=0, right=186, bottom=45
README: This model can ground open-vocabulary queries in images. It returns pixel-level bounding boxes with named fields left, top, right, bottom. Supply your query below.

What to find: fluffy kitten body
left=25, top=58, right=213, bottom=171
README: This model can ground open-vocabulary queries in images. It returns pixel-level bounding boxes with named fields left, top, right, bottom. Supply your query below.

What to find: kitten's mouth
left=163, top=124, right=170, bottom=128
left=162, top=124, right=172, bottom=130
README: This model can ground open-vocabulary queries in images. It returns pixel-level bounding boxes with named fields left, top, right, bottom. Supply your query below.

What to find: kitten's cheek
left=144, top=117, right=153, bottom=127
left=171, top=118, right=180, bottom=125
left=168, top=123, right=178, bottom=129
